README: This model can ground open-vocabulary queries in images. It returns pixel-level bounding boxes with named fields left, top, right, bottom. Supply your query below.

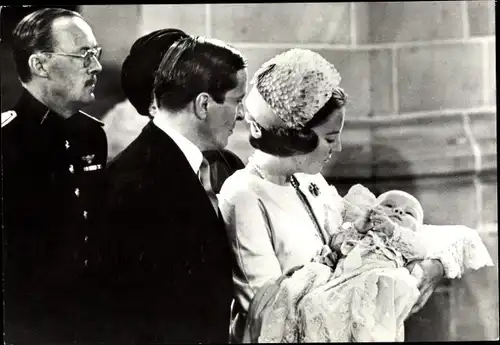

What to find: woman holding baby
left=218, top=49, right=492, bottom=342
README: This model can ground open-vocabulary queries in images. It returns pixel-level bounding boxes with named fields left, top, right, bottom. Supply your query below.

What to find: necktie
left=198, top=157, right=219, bottom=216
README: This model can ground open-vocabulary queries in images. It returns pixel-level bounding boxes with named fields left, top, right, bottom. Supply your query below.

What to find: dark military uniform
left=2, top=89, right=108, bottom=344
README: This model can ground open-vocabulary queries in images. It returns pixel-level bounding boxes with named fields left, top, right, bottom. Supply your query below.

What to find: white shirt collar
left=153, top=116, right=203, bottom=174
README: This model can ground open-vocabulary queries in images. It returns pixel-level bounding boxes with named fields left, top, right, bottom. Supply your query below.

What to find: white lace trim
left=421, top=225, right=494, bottom=279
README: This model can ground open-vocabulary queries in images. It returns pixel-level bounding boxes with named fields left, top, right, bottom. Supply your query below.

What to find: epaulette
left=1, top=110, right=17, bottom=128
left=78, top=110, right=105, bottom=127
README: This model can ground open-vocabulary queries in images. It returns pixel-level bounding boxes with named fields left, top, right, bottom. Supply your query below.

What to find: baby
left=330, top=189, right=428, bottom=278
left=254, top=186, right=494, bottom=342
left=322, top=189, right=430, bottom=341
left=358, top=190, right=423, bottom=236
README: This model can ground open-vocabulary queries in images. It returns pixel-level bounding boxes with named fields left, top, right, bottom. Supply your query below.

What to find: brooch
left=309, top=182, right=320, bottom=197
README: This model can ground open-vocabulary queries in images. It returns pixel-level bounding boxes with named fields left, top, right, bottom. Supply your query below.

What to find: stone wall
left=80, top=2, right=497, bottom=340
left=2, top=3, right=495, bottom=341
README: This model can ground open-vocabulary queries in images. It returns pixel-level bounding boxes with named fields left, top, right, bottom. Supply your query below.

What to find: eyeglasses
left=43, top=47, right=102, bottom=68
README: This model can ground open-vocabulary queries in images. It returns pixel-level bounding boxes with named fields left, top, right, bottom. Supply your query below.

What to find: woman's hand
left=406, top=259, right=445, bottom=315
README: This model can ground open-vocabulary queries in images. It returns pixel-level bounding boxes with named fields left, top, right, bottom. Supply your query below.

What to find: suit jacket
left=203, top=149, right=245, bottom=194
left=2, top=89, right=108, bottom=344
left=96, top=121, right=234, bottom=344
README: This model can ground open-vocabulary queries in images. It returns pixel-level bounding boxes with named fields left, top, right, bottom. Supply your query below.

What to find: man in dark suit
left=203, top=148, right=246, bottom=194
left=1, top=8, right=107, bottom=344
left=96, top=30, right=248, bottom=343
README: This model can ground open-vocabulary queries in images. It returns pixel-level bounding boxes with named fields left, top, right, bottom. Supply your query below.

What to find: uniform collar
left=15, top=88, right=68, bottom=127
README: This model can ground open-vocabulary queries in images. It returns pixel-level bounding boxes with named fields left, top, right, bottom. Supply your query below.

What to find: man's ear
left=28, top=53, right=50, bottom=78
left=193, top=92, right=210, bottom=120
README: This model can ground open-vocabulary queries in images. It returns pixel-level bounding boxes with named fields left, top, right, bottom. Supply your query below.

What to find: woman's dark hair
left=249, top=87, right=347, bottom=157
left=152, top=36, right=247, bottom=113
left=121, top=29, right=188, bottom=117
left=11, top=7, right=82, bottom=83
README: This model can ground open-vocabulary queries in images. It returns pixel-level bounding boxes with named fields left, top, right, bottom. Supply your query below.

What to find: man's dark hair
left=249, top=87, right=348, bottom=157
left=153, top=36, right=247, bottom=112
left=12, top=7, right=82, bottom=83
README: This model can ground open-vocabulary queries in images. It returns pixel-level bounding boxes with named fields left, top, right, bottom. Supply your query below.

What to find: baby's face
left=377, top=192, right=423, bottom=231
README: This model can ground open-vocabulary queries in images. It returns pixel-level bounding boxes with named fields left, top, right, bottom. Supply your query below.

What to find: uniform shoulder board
left=79, top=110, right=105, bottom=127
left=2, top=110, right=17, bottom=128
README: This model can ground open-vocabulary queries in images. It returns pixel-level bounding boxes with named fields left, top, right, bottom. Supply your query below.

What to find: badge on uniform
left=81, top=154, right=102, bottom=172
left=83, top=164, right=103, bottom=172
left=81, top=154, right=95, bottom=164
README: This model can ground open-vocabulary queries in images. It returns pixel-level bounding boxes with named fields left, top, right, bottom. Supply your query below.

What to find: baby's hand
left=369, top=206, right=396, bottom=237
left=353, top=209, right=372, bottom=234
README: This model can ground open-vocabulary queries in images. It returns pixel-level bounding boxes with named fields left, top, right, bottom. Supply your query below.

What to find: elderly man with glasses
left=1, top=7, right=108, bottom=344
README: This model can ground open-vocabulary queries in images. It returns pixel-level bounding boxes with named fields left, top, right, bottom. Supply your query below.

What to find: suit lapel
left=143, top=122, right=221, bottom=220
